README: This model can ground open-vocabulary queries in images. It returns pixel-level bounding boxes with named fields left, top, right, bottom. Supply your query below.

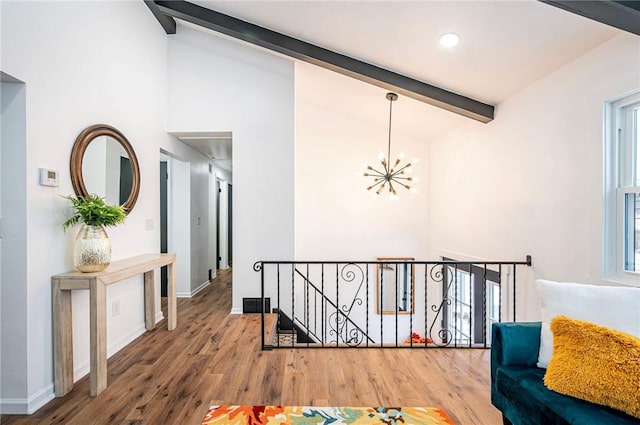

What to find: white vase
left=73, top=224, right=111, bottom=272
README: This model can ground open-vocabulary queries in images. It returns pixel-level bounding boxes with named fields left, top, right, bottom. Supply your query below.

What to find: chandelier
left=361, top=92, right=418, bottom=200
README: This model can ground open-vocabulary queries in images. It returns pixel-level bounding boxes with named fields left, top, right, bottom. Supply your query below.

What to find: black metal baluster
left=313, top=268, right=317, bottom=342
left=482, top=264, right=487, bottom=349
left=395, top=261, right=399, bottom=347
left=321, top=264, right=325, bottom=347
left=380, top=261, right=384, bottom=347
left=409, top=264, right=413, bottom=348
left=424, top=263, right=429, bottom=348
left=366, top=263, right=370, bottom=347
left=291, top=264, right=295, bottom=347
left=454, top=264, right=458, bottom=348
left=512, top=263, right=517, bottom=322
left=304, top=263, right=311, bottom=348
left=469, top=264, right=476, bottom=347
left=276, top=264, right=281, bottom=348
left=336, top=263, right=339, bottom=347
left=260, top=262, right=265, bottom=349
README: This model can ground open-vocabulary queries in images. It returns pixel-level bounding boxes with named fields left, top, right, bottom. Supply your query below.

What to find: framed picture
left=376, top=257, right=415, bottom=315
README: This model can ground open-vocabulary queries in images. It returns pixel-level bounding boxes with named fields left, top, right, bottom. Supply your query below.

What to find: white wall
left=428, top=34, right=640, bottom=321
left=167, top=25, right=295, bottom=313
left=0, top=77, right=28, bottom=408
left=0, top=1, right=169, bottom=413
left=168, top=154, right=192, bottom=296
left=295, top=63, right=431, bottom=261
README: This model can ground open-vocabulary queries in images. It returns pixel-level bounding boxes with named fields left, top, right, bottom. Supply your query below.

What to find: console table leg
left=52, top=279, right=74, bottom=397
left=167, top=262, right=176, bottom=330
left=144, top=270, right=156, bottom=331
left=89, top=279, right=107, bottom=396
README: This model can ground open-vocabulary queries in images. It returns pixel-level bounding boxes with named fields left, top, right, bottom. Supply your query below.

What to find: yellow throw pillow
left=544, top=316, right=640, bottom=419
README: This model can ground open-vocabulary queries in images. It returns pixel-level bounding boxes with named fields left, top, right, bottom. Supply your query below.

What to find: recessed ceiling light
left=439, top=32, right=460, bottom=48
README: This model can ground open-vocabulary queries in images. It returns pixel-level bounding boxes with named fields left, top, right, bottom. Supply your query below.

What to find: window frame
left=604, top=91, right=640, bottom=282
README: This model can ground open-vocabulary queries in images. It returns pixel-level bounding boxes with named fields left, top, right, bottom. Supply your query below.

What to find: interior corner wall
left=0, top=2, right=169, bottom=413
left=167, top=25, right=295, bottom=313
left=294, top=64, right=431, bottom=261
left=0, top=78, right=28, bottom=410
left=428, top=34, right=640, bottom=321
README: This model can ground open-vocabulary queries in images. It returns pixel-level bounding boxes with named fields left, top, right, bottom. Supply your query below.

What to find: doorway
left=215, top=178, right=231, bottom=271
left=159, top=152, right=191, bottom=297
left=160, top=159, right=168, bottom=296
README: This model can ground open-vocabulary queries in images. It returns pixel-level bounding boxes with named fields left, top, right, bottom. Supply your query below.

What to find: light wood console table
left=52, top=253, right=176, bottom=397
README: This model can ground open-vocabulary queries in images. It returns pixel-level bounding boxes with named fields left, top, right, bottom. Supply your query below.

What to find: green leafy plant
left=62, top=194, right=126, bottom=232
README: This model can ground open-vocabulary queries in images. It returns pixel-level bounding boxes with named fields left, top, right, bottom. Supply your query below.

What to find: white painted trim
left=177, top=279, right=211, bottom=298
left=156, top=311, right=165, bottom=324
left=73, top=323, right=146, bottom=381
left=2, top=322, right=149, bottom=415
left=191, top=279, right=210, bottom=297
left=0, top=398, right=29, bottom=415
left=0, top=383, right=54, bottom=415
left=230, top=307, right=243, bottom=315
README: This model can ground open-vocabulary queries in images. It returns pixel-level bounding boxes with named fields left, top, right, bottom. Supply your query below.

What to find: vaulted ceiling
left=152, top=1, right=633, bottom=156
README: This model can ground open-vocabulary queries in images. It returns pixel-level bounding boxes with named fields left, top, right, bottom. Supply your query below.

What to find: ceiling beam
left=154, top=0, right=495, bottom=123
left=539, top=1, right=640, bottom=35
left=144, top=0, right=177, bottom=35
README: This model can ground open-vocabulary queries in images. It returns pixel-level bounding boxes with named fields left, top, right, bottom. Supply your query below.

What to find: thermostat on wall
left=39, top=168, right=59, bottom=187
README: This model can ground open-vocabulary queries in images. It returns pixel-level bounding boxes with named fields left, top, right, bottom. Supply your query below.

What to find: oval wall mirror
left=70, top=124, right=140, bottom=213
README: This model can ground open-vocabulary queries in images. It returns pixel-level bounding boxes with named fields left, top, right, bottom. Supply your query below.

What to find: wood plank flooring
left=1, top=269, right=502, bottom=425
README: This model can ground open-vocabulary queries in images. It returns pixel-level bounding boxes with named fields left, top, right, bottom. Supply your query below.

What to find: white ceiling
left=176, top=0, right=622, bottom=161
left=172, top=131, right=233, bottom=171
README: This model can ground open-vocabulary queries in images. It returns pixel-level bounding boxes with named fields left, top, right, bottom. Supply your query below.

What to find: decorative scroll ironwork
left=311, top=264, right=369, bottom=347
left=428, top=264, right=454, bottom=347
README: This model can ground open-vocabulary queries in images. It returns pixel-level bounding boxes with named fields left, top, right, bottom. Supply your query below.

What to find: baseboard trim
left=73, top=323, right=147, bottom=381
left=177, top=280, right=210, bottom=298
left=230, top=307, right=243, bottom=315
left=191, top=280, right=210, bottom=296
left=0, top=383, right=54, bottom=415
left=1, top=317, right=164, bottom=415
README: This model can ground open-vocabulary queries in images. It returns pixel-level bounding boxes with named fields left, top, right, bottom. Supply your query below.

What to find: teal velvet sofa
left=491, top=322, right=639, bottom=425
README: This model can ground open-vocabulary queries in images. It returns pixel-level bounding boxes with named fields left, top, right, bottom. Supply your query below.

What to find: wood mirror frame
left=70, top=124, right=140, bottom=213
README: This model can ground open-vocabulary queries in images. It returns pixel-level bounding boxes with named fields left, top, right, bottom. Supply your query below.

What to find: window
left=442, top=260, right=501, bottom=347
left=605, top=92, right=640, bottom=279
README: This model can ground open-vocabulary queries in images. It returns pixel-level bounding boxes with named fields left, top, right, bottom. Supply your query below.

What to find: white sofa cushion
left=535, top=279, right=640, bottom=368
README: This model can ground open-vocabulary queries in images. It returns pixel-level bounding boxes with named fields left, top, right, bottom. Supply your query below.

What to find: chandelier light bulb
left=378, top=151, right=385, bottom=160
left=398, top=151, right=405, bottom=159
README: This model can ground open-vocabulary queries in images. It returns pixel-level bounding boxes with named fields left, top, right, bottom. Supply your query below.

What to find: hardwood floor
left=1, top=269, right=502, bottom=425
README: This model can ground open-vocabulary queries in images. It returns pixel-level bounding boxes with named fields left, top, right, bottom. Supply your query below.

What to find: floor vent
left=242, top=297, right=271, bottom=313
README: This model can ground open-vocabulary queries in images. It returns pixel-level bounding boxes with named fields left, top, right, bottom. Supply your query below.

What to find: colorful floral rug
left=201, top=405, right=455, bottom=425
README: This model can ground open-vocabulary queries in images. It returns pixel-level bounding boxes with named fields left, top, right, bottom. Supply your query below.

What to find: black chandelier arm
left=391, top=163, right=412, bottom=175
left=394, top=180, right=412, bottom=190
left=365, top=167, right=386, bottom=177
left=367, top=181, right=384, bottom=191
left=392, top=176, right=413, bottom=182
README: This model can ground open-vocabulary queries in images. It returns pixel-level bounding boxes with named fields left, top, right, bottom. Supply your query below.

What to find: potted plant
left=63, top=194, right=126, bottom=272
